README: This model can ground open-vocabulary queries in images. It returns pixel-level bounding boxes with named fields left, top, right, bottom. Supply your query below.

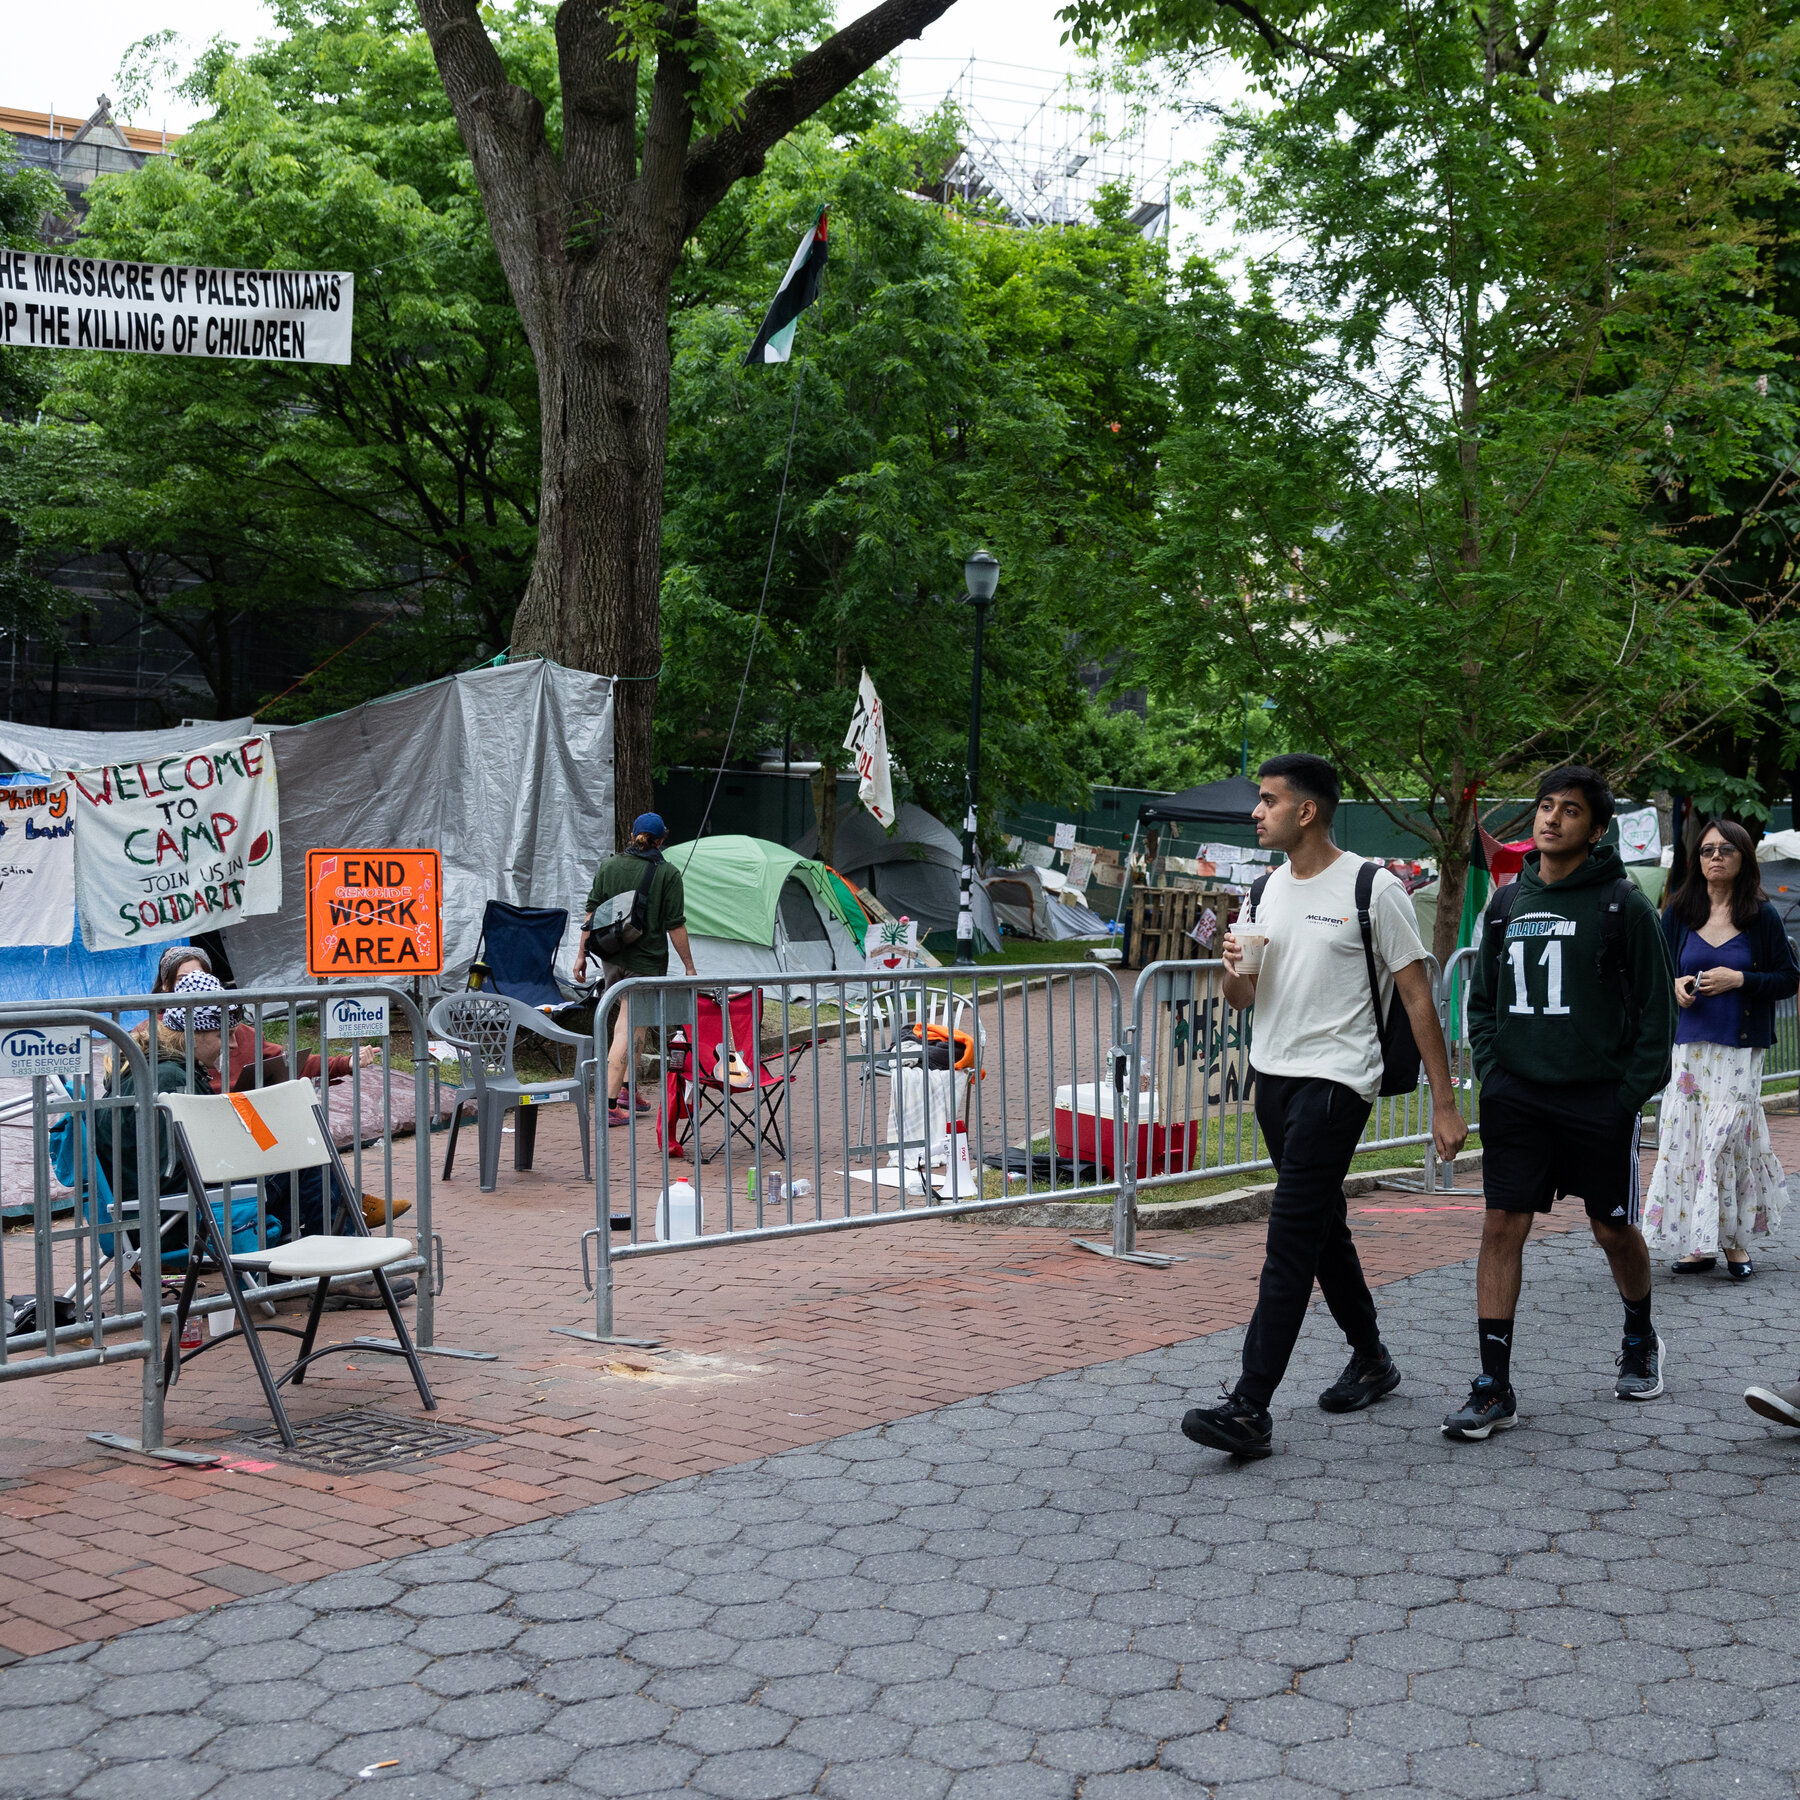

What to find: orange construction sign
left=305, top=849, right=442, bottom=977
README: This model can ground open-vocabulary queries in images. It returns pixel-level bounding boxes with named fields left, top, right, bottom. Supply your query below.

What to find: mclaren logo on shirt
left=1505, top=912, right=1578, bottom=940
left=1305, top=913, right=1351, bottom=927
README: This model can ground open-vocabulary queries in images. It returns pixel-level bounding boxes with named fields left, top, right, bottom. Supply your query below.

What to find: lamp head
left=962, top=549, right=1000, bottom=604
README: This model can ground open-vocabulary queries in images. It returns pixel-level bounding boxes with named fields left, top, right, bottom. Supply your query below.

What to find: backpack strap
left=1248, top=871, right=1272, bottom=918
left=1354, top=859, right=1383, bottom=1027
left=1599, top=875, right=1640, bottom=1033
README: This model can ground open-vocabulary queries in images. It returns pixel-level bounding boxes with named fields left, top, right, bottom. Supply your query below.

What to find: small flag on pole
left=745, top=207, right=828, bottom=365
left=843, top=668, right=895, bottom=828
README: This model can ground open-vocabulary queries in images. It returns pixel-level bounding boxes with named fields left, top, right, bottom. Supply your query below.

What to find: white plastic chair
left=158, top=1081, right=433, bottom=1448
left=852, top=983, right=974, bottom=1153
left=429, top=992, right=595, bottom=1192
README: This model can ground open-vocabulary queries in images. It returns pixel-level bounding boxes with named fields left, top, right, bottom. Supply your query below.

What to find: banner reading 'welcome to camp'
left=69, top=734, right=283, bottom=950
left=0, top=252, right=353, bottom=364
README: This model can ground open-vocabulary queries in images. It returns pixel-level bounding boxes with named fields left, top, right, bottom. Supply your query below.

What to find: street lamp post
left=956, top=550, right=1000, bottom=968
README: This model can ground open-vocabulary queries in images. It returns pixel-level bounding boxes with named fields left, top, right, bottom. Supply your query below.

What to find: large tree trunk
left=416, top=0, right=962, bottom=846
left=510, top=256, right=673, bottom=840
left=1432, top=842, right=1470, bottom=968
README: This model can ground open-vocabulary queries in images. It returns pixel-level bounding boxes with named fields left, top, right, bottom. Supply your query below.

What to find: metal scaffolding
left=901, top=56, right=1173, bottom=236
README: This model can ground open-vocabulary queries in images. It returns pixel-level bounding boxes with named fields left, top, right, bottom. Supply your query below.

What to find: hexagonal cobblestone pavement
left=2, top=1231, right=1797, bottom=1800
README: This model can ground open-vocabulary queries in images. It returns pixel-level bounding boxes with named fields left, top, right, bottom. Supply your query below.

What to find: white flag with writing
left=843, top=669, right=896, bottom=829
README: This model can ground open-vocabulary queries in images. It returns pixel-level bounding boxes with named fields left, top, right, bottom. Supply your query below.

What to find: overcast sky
left=8, top=2, right=1084, bottom=132
left=8, top=1, right=1222, bottom=254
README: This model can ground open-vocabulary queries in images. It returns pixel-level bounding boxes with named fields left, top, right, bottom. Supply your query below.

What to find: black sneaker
left=1318, top=1345, right=1402, bottom=1414
left=1615, top=1332, right=1666, bottom=1401
left=1441, top=1374, right=1518, bottom=1440
left=1180, top=1391, right=1273, bottom=1460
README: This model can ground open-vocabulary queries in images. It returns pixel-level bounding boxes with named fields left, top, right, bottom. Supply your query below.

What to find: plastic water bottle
left=790, top=1178, right=812, bottom=1200
left=656, top=1178, right=700, bottom=1242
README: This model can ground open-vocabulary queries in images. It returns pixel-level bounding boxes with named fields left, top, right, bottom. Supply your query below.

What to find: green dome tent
left=668, top=835, right=867, bottom=976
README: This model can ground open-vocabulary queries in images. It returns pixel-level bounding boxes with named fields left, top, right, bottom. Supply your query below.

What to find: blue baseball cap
left=632, top=813, right=667, bottom=837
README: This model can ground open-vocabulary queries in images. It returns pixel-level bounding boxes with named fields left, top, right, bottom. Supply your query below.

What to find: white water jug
left=656, top=1178, right=700, bottom=1242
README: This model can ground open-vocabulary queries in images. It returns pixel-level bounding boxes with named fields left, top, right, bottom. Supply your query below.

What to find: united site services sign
left=307, top=850, right=443, bottom=977
left=0, top=1024, right=86, bottom=1080
left=0, top=251, right=353, bottom=365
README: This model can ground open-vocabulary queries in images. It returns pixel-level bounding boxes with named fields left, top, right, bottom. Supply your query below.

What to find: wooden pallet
left=1125, top=884, right=1235, bottom=968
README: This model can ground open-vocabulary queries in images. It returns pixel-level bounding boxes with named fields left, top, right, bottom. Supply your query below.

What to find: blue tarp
left=0, top=772, right=165, bottom=1012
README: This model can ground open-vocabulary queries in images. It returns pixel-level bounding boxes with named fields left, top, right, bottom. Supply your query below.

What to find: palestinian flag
left=745, top=207, right=828, bottom=365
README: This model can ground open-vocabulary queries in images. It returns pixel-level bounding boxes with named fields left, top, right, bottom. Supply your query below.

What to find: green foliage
left=1074, top=0, right=1800, bottom=917
left=1, top=3, right=540, bottom=718
left=1068, top=688, right=1277, bottom=791
left=659, top=114, right=1173, bottom=829
left=0, top=143, right=68, bottom=651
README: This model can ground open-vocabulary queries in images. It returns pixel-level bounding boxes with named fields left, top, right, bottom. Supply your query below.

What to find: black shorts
left=1479, top=1066, right=1642, bottom=1224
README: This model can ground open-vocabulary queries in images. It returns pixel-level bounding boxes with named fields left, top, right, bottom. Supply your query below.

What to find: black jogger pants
left=1236, top=1070, right=1382, bottom=1408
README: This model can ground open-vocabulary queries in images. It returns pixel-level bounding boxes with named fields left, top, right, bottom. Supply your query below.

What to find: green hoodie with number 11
left=1468, top=844, right=1677, bottom=1116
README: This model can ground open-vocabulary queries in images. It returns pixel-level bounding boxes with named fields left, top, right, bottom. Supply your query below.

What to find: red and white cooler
left=1053, top=1083, right=1198, bottom=1178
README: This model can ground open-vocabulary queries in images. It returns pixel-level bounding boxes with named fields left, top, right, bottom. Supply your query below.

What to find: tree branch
left=415, top=0, right=567, bottom=344
left=558, top=0, right=641, bottom=219
left=682, top=0, right=961, bottom=232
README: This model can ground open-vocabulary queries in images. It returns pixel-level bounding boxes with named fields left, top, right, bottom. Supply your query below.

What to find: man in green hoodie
left=1446, top=766, right=1677, bottom=1441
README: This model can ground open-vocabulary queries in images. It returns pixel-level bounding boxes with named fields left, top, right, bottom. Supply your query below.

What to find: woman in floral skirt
left=1645, top=819, right=1799, bottom=1279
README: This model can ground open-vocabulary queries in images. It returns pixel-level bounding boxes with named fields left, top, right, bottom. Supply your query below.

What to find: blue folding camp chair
left=472, top=901, right=581, bottom=1010
left=470, top=900, right=590, bottom=1075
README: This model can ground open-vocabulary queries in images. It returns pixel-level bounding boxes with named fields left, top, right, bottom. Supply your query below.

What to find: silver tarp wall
left=229, top=661, right=614, bottom=990
left=0, top=661, right=614, bottom=994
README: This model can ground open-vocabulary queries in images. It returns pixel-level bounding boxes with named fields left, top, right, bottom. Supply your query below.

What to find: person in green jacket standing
left=573, top=814, right=698, bottom=1129
left=1445, top=766, right=1678, bottom=1441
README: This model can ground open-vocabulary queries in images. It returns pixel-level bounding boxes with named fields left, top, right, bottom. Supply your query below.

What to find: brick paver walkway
left=2, top=1225, right=1797, bottom=1800
left=0, top=1112, right=1538, bottom=1661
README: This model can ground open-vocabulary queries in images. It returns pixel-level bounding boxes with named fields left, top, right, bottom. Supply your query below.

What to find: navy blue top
left=1660, top=902, right=1800, bottom=1050
left=1675, top=930, right=1751, bottom=1046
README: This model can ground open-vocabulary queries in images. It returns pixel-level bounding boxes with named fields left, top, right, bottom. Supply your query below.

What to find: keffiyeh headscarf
left=164, top=970, right=229, bottom=1034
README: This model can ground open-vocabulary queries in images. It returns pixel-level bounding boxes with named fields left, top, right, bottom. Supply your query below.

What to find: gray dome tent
left=796, top=801, right=999, bottom=951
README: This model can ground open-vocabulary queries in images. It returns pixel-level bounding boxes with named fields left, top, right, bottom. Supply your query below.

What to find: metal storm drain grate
left=233, top=1409, right=495, bottom=1473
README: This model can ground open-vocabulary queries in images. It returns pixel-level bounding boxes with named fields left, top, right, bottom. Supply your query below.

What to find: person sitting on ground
left=573, top=813, right=699, bottom=1129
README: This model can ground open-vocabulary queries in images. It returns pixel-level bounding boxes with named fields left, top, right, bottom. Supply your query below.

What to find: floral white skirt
left=1644, top=1042, right=1784, bottom=1255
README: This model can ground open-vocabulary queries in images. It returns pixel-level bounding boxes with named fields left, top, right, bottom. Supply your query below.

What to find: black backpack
left=1484, top=872, right=1638, bottom=1031
left=1247, top=861, right=1421, bottom=1096
left=590, top=855, right=658, bottom=960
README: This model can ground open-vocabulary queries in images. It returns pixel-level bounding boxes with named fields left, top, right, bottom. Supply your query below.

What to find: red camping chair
left=668, top=990, right=808, bottom=1164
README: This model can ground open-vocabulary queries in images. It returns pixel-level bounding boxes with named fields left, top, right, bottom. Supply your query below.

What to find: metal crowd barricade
left=0, top=1010, right=165, bottom=1451
left=571, top=963, right=1133, bottom=1345
left=1109, top=956, right=1456, bottom=1255
left=0, top=981, right=439, bottom=1352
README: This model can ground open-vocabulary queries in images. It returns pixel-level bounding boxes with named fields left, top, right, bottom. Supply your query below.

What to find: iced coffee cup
left=1232, top=921, right=1271, bottom=974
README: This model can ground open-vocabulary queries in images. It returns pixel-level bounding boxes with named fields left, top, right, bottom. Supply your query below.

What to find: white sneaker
left=1745, top=1379, right=1800, bottom=1427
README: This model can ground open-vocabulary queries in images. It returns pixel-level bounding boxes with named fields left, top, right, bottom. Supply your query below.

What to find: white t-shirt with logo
left=1245, top=854, right=1428, bottom=1100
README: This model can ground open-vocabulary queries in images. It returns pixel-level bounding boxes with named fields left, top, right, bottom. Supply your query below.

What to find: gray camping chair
left=429, top=993, right=595, bottom=1192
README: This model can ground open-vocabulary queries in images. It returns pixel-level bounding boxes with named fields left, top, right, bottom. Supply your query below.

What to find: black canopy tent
left=1109, top=775, right=1264, bottom=926
left=1136, top=775, right=1262, bottom=829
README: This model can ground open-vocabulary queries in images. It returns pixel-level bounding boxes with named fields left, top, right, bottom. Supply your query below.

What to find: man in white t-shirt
left=1180, top=754, right=1468, bottom=1461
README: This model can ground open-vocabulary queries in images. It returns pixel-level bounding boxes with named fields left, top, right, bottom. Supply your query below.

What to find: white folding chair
left=158, top=1082, right=434, bottom=1447
left=852, top=983, right=975, bottom=1153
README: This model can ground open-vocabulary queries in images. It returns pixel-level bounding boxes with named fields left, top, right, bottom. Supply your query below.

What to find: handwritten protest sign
left=69, top=735, right=281, bottom=949
left=306, top=850, right=442, bottom=976
left=0, top=779, right=75, bottom=948
left=0, top=251, right=353, bottom=365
